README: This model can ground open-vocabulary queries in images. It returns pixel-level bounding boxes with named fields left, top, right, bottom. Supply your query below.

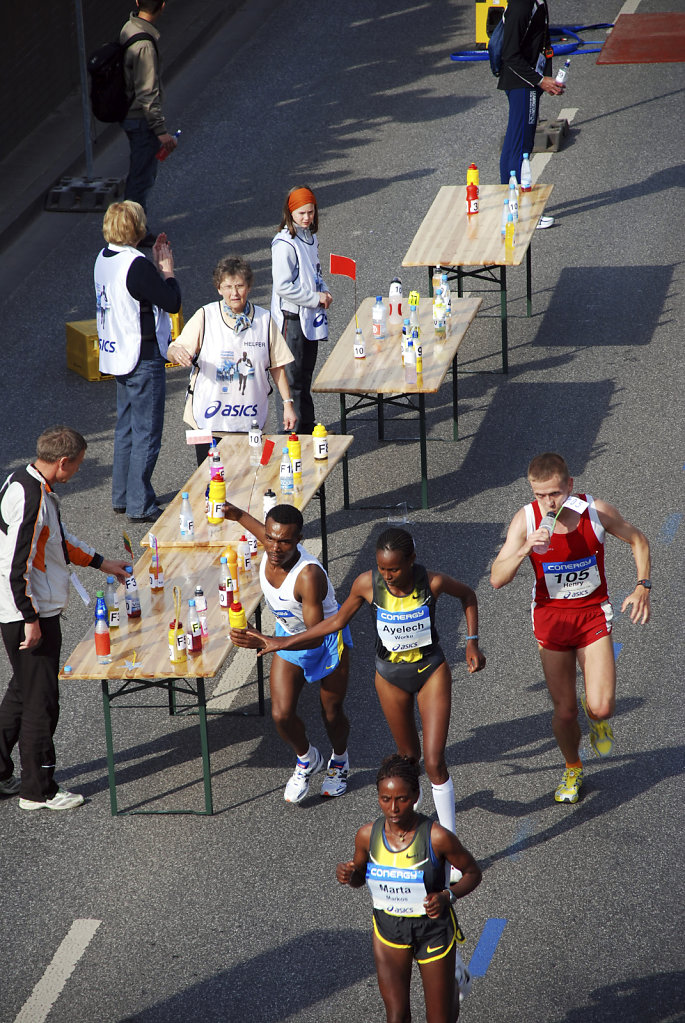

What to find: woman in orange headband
left=270, top=185, right=332, bottom=435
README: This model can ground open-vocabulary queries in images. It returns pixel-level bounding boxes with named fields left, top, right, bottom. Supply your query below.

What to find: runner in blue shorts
left=225, top=501, right=351, bottom=803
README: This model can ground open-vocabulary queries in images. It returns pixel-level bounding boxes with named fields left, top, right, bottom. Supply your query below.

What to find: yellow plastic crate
left=66, top=312, right=186, bottom=382
left=65, top=320, right=112, bottom=381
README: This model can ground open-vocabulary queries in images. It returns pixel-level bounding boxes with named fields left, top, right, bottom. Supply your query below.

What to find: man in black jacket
left=497, top=0, right=564, bottom=222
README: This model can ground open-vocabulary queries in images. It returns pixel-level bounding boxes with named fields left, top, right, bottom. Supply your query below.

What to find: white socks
left=431, top=777, right=456, bottom=833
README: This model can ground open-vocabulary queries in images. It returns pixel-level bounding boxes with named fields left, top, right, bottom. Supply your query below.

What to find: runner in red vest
left=491, top=453, right=651, bottom=804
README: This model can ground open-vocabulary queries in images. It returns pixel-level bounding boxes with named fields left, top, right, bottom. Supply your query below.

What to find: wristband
left=465, top=634, right=478, bottom=641
left=283, top=398, right=294, bottom=403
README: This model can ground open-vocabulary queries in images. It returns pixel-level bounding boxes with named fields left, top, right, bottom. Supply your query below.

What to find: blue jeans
left=122, top=117, right=160, bottom=213
left=113, top=355, right=166, bottom=516
left=500, top=87, right=540, bottom=184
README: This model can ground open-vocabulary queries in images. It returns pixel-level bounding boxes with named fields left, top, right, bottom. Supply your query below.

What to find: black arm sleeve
left=126, top=257, right=182, bottom=313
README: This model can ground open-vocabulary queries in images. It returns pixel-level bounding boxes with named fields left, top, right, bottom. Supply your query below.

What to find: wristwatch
left=445, top=889, right=458, bottom=907
left=636, top=579, right=652, bottom=590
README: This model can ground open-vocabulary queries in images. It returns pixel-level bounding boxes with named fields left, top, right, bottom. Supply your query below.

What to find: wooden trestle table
left=402, top=184, right=553, bottom=373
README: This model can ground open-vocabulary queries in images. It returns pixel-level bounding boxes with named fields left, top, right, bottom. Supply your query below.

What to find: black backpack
left=487, top=14, right=507, bottom=77
left=87, top=33, right=158, bottom=123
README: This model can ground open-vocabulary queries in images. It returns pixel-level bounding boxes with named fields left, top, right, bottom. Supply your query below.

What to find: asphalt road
left=1, top=1, right=683, bottom=1021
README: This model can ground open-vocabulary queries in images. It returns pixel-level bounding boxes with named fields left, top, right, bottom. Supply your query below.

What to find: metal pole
left=73, top=0, right=94, bottom=179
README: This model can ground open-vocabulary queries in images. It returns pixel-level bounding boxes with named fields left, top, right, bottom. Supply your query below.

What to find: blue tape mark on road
left=507, top=817, right=533, bottom=862
left=656, top=512, right=682, bottom=545
left=468, top=918, right=507, bottom=977
left=613, top=642, right=622, bottom=660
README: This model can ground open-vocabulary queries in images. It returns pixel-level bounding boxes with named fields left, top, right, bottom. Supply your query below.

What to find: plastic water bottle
left=466, top=162, right=479, bottom=188
left=210, top=444, right=224, bottom=481
left=237, top=534, right=252, bottom=576
left=185, top=599, right=203, bottom=653
left=94, top=602, right=111, bottom=665
left=401, top=318, right=410, bottom=365
left=124, top=566, right=141, bottom=618
left=500, top=196, right=510, bottom=238
left=505, top=213, right=516, bottom=250
left=156, top=129, right=181, bottom=162
left=207, top=477, right=226, bottom=524
left=354, top=327, right=365, bottom=359
left=388, top=278, right=403, bottom=327
left=228, top=600, right=248, bottom=631
left=280, top=447, right=294, bottom=493
left=218, top=556, right=232, bottom=608
left=508, top=171, right=519, bottom=223
left=105, top=575, right=120, bottom=629
left=312, top=424, right=328, bottom=461
left=179, top=491, right=195, bottom=539
left=287, top=433, right=302, bottom=484
left=520, top=153, right=532, bottom=192
left=532, top=511, right=557, bottom=554
left=433, top=291, right=446, bottom=339
left=404, top=338, right=417, bottom=386
left=555, top=59, right=570, bottom=84
left=149, top=551, right=164, bottom=590
left=263, top=488, right=277, bottom=517
left=226, top=546, right=239, bottom=598
left=409, top=303, right=420, bottom=340
left=168, top=620, right=186, bottom=663
left=248, top=420, right=262, bottom=466
left=372, top=296, right=387, bottom=341
left=440, top=273, right=452, bottom=329
left=413, top=329, right=423, bottom=375
left=466, top=182, right=479, bottom=215
left=194, top=584, right=209, bottom=637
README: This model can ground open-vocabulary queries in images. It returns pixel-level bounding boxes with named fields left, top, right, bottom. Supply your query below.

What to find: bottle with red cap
left=466, top=163, right=479, bottom=215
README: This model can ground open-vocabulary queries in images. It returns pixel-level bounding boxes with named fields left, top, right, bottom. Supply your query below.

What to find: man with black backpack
left=120, top=0, right=176, bottom=216
left=495, top=0, right=564, bottom=226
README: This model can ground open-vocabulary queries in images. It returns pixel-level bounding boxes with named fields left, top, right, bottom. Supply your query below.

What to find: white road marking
left=209, top=538, right=323, bottom=711
left=14, top=919, right=101, bottom=1023
left=531, top=107, right=579, bottom=181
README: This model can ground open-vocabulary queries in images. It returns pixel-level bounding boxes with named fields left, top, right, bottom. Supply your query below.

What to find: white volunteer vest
left=191, top=303, right=274, bottom=432
left=94, top=244, right=171, bottom=375
left=270, top=229, right=328, bottom=341
left=259, top=544, right=337, bottom=635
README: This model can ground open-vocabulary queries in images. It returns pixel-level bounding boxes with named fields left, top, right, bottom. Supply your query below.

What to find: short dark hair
left=376, top=527, right=415, bottom=559
left=265, top=504, right=304, bottom=532
left=36, top=426, right=87, bottom=463
left=376, top=754, right=420, bottom=795
left=279, top=186, right=319, bottom=238
left=212, top=256, right=254, bottom=290
left=527, top=452, right=570, bottom=483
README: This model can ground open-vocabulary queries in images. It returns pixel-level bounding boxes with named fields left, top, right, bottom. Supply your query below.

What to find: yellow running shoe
left=554, top=766, right=583, bottom=804
left=581, top=694, right=615, bottom=757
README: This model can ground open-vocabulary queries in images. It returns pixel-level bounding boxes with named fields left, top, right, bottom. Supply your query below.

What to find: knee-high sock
left=431, top=777, right=455, bottom=833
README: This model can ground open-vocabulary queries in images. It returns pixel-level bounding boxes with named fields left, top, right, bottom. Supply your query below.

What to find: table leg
left=318, top=482, right=328, bottom=572
left=452, top=351, right=459, bottom=441
left=499, top=266, right=508, bottom=374
left=428, top=266, right=435, bottom=298
left=101, top=679, right=118, bottom=817
left=526, top=245, right=532, bottom=317
left=340, top=393, right=350, bottom=509
left=255, top=603, right=265, bottom=716
left=168, top=681, right=176, bottom=716
left=419, top=392, right=428, bottom=509
left=457, top=268, right=464, bottom=300
left=196, top=678, right=214, bottom=815
left=377, top=395, right=385, bottom=441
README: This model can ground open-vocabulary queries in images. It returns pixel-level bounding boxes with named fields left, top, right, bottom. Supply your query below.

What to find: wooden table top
left=60, top=547, right=264, bottom=681
left=402, top=184, right=553, bottom=269
left=312, top=295, right=482, bottom=396
left=141, top=433, right=353, bottom=548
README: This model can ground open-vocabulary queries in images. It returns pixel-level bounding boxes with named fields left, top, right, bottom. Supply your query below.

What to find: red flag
left=260, top=439, right=275, bottom=465
left=329, top=254, right=356, bottom=280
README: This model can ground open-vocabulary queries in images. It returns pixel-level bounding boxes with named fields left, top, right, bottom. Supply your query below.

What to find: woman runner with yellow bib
left=232, top=528, right=485, bottom=839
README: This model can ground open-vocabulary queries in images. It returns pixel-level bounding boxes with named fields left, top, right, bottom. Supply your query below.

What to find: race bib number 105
left=543, top=556, right=601, bottom=600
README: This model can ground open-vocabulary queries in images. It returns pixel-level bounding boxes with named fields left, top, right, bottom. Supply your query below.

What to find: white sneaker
left=454, top=949, right=472, bottom=1002
left=536, top=215, right=555, bottom=229
left=320, top=756, right=349, bottom=798
left=0, top=774, right=21, bottom=796
left=284, top=747, right=324, bottom=804
left=19, top=787, right=84, bottom=811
